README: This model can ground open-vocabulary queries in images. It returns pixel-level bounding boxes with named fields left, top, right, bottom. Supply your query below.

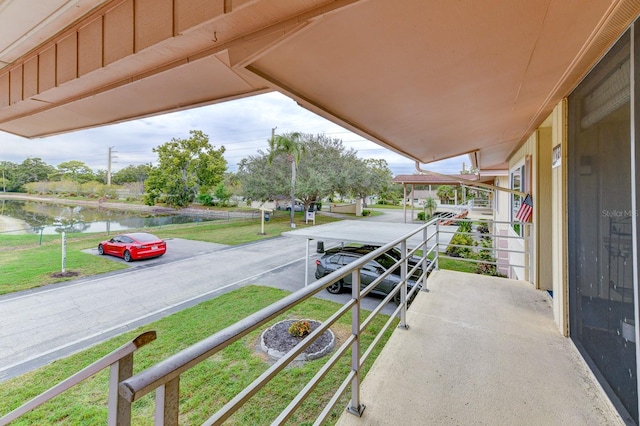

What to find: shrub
left=446, top=233, right=475, bottom=258
left=197, top=193, right=214, bottom=206
left=362, top=210, right=371, bottom=216
left=457, top=220, right=472, bottom=233
left=288, top=320, right=311, bottom=337
left=477, top=221, right=490, bottom=234
left=417, top=211, right=426, bottom=221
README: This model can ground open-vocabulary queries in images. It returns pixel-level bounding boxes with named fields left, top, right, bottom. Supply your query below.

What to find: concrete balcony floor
left=336, top=269, right=623, bottom=426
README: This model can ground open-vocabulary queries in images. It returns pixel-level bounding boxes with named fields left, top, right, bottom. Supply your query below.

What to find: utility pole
left=107, top=146, right=117, bottom=185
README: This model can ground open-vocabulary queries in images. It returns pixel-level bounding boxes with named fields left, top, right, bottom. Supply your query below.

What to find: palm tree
left=269, top=132, right=305, bottom=227
left=424, top=196, right=438, bottom=219
left=436, top=185, right=454, bottom=205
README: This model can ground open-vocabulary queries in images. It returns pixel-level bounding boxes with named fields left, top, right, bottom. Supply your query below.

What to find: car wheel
left=98, top=244, right=104, bottom=255
left=326, top=280, right=343, bottom=294
left=393, top=290, right=402, bottom=305
left=123, top=250, right=132, bottom=262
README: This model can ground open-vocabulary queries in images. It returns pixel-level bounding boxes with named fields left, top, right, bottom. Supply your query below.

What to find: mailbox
left=264, top=212, right=270, bottom=222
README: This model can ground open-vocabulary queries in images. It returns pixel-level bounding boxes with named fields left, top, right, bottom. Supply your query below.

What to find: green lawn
left=0, top=212, right=338, bottom=295
left=0, top=286, right=396, bottom=425
left=368, top=204, right=404, bottom=209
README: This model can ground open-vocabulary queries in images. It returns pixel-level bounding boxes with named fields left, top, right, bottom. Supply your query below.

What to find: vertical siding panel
left=56, top=33, right=78, bottom=85
left=78, top=18, right=103, bottom=76
left=9, top=66, right=22, bottom=104
left=0, top=73, right=9, bottom=108
left=175, top=0, right=224, bottom=33
left=104, top=0, right=134, bottom=65
left=39, top=46, right=56, bottom=93
left=135, top=0, right=174, bottom=52
left=23, top=57, right=39, bottom=99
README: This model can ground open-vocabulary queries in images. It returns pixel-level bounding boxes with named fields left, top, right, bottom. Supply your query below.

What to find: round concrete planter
left=260, top=319, right=335, bottom=361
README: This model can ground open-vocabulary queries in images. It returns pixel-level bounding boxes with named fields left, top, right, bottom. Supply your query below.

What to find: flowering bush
left=288, top=320, right=311, bottom=337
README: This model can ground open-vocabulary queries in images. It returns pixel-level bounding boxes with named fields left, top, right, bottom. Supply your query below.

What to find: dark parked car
left=98, top=232, right=167, bottom=262
left=315, top=245, right=428, bottom=304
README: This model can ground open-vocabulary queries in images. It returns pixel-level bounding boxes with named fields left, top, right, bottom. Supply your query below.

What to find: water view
left=0, top=199, right=234, bottom=235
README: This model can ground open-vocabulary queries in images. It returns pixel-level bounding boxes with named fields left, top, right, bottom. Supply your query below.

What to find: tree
left=0, top=161, right=18, bottom=192
left=424, top=196, right=438, bottom=219
left=269, top=132, right=305, bottom=227
left=145, top=130, right=226, bottom=207
left=8, top=158, right=56, bottom=192
left=437, top=185, right=455, bottom=204
left=112, top=164, right=152, bottom=184
left=55, top=160, right=96, bottom=183
left=213, top=182, right=233, bottom=206
left=351, top=158, right=394, bottom=205
left=238, top=133, right=389, bottom=213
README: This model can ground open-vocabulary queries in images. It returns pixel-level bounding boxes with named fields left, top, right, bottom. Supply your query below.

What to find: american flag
left=516, top=194, right=533, bottom=222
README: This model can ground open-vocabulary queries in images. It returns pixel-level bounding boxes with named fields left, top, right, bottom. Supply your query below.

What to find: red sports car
left=98, top=232, right=166, bottom=262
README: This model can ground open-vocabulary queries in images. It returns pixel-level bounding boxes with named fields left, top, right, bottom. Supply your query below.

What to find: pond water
left=0, top=199, right=231, bottom=235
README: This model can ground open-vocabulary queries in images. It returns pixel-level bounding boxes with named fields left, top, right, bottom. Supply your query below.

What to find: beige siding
left=537, top=126, right=553, bottom=292
left=508, top=131, right=537, bottom=283
left=551, top=99, right=568, bottom=336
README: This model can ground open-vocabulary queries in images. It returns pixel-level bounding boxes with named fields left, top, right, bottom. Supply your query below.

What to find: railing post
left=435, top=220, right=440, bottom=270
left=109, top=354, right=133, bottom=426
left=399, top=240, right=408, bottom=329
left=155, top=377, right=180, bottom=426
left=422, top=226, right=429, bottom=291
left=346, top=269, right=365, bottom=417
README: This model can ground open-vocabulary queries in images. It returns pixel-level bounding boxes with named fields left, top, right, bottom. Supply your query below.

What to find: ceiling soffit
left=0, top=0, right=354, bottom=137
left=0, top=0, right=639, bottom=171
left=243, top=0, right=640, bottom=169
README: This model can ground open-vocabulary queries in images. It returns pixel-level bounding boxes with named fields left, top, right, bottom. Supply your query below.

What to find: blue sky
left=0, top=92, right=468, bottom=176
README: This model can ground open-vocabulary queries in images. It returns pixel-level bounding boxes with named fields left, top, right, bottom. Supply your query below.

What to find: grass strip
left=0, top=285, right=397, bottom=425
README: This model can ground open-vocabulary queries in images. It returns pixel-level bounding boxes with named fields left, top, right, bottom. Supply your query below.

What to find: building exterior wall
left=551, top=99, right=569, bottom=336
left=537, top=126, right=554, bottom=293
left=508, top=131, right=537, bottom=283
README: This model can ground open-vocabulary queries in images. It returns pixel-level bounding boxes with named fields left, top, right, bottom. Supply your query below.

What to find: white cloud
left=0, top=92, right=469, bottom=176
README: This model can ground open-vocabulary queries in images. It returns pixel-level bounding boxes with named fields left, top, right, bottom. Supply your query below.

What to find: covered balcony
left=336, top=269, right=621, bottom=425
left=1, top=217, right=625, bottom=425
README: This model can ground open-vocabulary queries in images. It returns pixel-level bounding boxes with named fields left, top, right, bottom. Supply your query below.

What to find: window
left=510, top=163, right=525, bottom=231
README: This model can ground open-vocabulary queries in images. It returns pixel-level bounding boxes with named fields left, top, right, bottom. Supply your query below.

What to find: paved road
left=0, top=226, right=398, bottom=382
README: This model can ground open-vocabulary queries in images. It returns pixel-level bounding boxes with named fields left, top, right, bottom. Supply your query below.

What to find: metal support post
left=155, top=377, right=180, bottom=426
left=399, top=240, right=409, bottom=329
left=109, top=354, right=133, bottom=426
left=422, top=227, right=429, bottom=291
left=346, top=269, right=365, bottom=417
left=435, top=220, right=440, bottom=270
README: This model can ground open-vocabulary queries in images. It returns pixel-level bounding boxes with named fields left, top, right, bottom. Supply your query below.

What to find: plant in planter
left=288, top=319, right=311, bottom=337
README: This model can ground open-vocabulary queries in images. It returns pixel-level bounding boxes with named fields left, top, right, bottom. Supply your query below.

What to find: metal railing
left=3, top=216, right=532, bottom=424
left=116, top=220, right=439, bottom=425
left=115, top=217, right=530, bottom=424
left=0, top=331, right=156, bottom=426
left=436, top=217, right=533, bottom=281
